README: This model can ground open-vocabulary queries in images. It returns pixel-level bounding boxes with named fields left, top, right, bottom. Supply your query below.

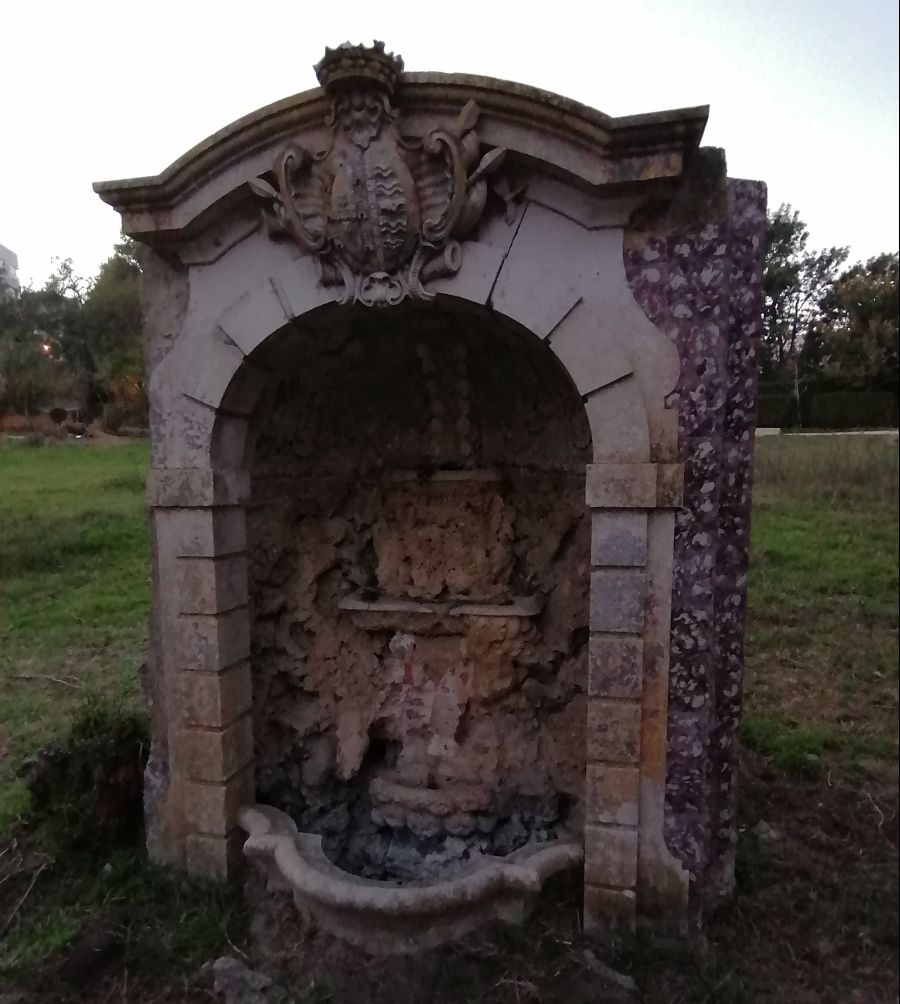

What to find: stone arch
left=107, top=45, right=707, bottom=943
left=150, top=200, right=672, bottom=471
left=144, top=200, right=686, bottom=936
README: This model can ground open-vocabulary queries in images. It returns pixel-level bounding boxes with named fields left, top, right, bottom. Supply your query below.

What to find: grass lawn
left=0, top=434, right=896, bottom=1002
left=0, top=441, right=150, bottom=829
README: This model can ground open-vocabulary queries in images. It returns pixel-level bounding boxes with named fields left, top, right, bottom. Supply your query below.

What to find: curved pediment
left=93, top=50, right=707, bottom=249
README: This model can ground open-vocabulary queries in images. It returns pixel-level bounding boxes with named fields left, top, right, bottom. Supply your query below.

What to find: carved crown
left=249, top=40, right=518, bottom=307
left=314, top=41, right=405, bottom=95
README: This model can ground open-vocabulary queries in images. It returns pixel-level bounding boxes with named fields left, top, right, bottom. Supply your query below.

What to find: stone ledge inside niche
left=338, top=594, right=544, bottom=619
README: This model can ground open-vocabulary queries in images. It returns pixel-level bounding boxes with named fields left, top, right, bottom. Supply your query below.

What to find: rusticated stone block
left=586, top=765, right=640, bottom=826
left=175, top=554, right=248, bottom=615
left=185, top=830, right=245, bottom=877
left=656, top=463, right=685, bottom=508
left=179, top=714, right=253, bottom=782
left=584, top=824, right=638, bottom=888
left=548, top=302, right=633, bottom=397
left=583, top=382, right=652, bottom=464
left=176, top=661, right=252, bottom=727
left=590, top=569, right=646, bottom=633
left=184, top=767, right=254, bottom=836
left=587, top=699, right=641, bottom=764
left=217, top=283, right=291, bottom=356
left=589, top=634, right=643, bottom=698
left=591, top=511, right=648, bottom=567
left=585, top=463, right=657, bottom=509
left=583, top=884, right=636, bottom=934
left=175, top=607, right=251, bottom=672
left=147, top=468, right=250, bottom=508
left=173, top=507, right=246, bottom=557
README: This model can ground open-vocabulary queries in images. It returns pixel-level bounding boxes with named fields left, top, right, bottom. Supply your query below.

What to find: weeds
left=0, top=846, right=245, bottom=988
left=21, top=692, right=149, bottom=852
left=752, top=433, right=899, bottom=508
left=0, top=690, right=240, bottom=994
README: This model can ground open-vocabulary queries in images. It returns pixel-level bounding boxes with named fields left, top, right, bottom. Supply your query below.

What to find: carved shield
left=329, top=139, right=420, bottom=275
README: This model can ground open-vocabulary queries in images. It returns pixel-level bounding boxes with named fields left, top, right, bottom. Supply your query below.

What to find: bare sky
left=2, top=0, right=898, bottom=287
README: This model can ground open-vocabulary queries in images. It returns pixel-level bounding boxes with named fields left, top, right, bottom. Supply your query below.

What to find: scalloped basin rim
left=238, top=804, right=583, bottom=951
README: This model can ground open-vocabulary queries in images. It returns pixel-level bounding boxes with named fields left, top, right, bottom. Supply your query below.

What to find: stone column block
left=175, top=661, right=252, bottom=727
left=656, top=463, right=685, bottom=508
left=587, top=699, right=641, bottom=764
left=591, top=511, right=648, bottom=566
left=584, top=824, right=639, bottom=887
left=148, top=468, right=250, bottom=508
left=588, top=635, right=643, bottom=698
left=184, top=766, right=255, bottom=836
left=174, top=607, right=251, bottom=672
left=173, top=508, right=246, bottom=557
left=185, top=831, right=246, bottom=878
left=586, top=765, right=640, bottom=826
left=590, top=569, right=646, bottom=633
left=585, top=463, right=658, bottom=509
left=175, top=554, right=249, bottom=615
left=179, top=714, right=253, bottom=783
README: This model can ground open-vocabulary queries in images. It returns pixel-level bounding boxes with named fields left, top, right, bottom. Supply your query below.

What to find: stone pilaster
left=583, top=462, right=682, bottom=934
left=147, top=470, right=254, bottom=876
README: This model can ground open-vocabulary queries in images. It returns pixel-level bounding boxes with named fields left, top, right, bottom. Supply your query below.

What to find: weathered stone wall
left=245, top=302, right=592, bottom=879
left=625, top=168, right=767, bottom=923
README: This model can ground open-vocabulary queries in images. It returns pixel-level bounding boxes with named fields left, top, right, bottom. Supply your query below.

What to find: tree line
left=0, top=241, right=143, bottom=429
left=762, top=205, right=898, bottom=423
left=0, top=211, right=897, bottom=429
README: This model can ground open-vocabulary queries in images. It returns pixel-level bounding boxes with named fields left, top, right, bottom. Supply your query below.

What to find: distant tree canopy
left=0, top=241, right=144, bottom=422
left=761, top=205, right=899, bottom=394
left=809, top=252, right=899, bottom=391
left=0, top=288, right=55, bottom=415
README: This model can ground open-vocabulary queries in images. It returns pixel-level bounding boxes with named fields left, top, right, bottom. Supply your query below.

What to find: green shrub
left=21, top=693, right=149, bottom=853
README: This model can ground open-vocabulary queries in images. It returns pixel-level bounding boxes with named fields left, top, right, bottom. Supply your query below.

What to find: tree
left=809, top=253, right=899, bottom=390
left=35, top=242, right=143, bottom=421
left=0, top=241, right=144, bottom=423
left=37, top=258, right=97, bottom=412
left=762, top=205, right=849, bottom=385
left=82, top=244, right=144, bottom=424
left=0, top=288, right=56, bottom=414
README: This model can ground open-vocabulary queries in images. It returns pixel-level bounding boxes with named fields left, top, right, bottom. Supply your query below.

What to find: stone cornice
left=93, top=73, right=707, bottom=243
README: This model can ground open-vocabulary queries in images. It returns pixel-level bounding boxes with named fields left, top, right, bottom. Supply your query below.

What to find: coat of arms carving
left=249, top=42, right=517, bottom=307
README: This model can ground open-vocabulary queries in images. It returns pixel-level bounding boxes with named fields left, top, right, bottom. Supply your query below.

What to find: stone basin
left=238, top=804, right=583, bottom=954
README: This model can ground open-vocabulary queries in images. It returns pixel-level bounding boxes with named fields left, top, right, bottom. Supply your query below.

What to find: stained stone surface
left=625, top=169, right=767, bottom=922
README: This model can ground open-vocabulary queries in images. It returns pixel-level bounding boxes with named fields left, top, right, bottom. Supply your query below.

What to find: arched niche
left=241, top=299, right=592, bottom=881
left=99, top=41, right=700, bottom=942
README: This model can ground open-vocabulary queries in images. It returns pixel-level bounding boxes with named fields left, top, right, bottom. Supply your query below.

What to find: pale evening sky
left=2, top=0, right=898, bottom=288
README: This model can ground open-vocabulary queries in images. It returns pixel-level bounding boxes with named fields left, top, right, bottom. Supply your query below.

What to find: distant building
left=0, top=243, right=20, bottom=296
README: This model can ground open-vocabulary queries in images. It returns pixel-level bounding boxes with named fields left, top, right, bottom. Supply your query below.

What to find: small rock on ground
left=210, top=956, right=274, bottom=1004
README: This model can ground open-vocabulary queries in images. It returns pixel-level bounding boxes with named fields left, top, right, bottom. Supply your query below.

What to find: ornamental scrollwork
left=248, top=41, right=519, bottom=307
